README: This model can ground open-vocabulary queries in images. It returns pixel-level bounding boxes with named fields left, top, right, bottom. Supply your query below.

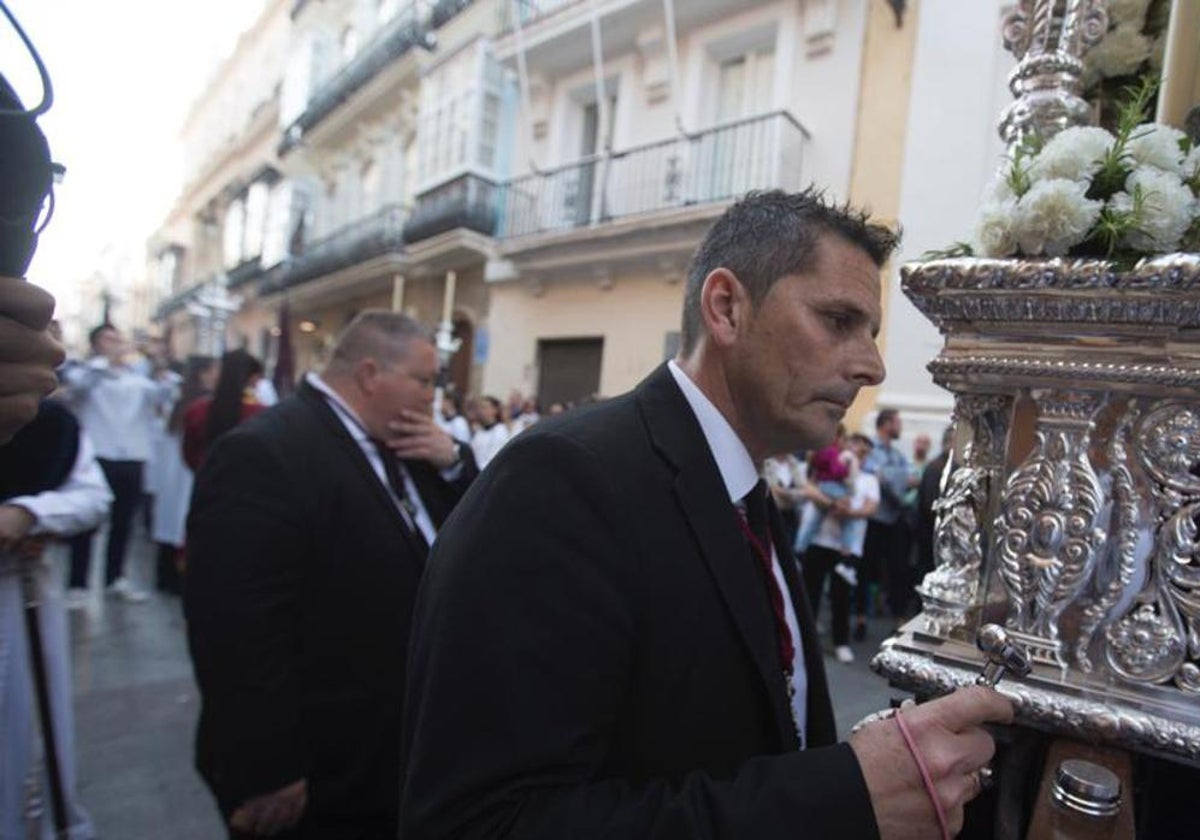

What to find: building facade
left=144, top=0, right=1197, bottom=445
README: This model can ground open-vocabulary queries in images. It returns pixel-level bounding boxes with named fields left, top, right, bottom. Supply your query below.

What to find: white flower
left=982, top=172, right=1016, bottom=204
left=1012, top=179, right=1103, bottom=256
left=973, top=200, right=1019, bottom=258
left=1030, top=126, right=1115, bottom=182
left=1086, top=24, right=1152, bottom=79
left=1108, top=0, right=1151, bottom=27
left=1127, top=124, right=1189, bottom=175
left=1112, top=167, right=1196, bottom=252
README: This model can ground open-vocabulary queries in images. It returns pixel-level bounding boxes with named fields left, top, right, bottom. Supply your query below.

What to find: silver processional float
left=866, top=0, right=1200, bottom=836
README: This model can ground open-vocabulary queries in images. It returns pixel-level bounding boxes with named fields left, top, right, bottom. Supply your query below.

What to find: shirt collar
left=667, top=360, right=759, bottom=504
left=307, top=372, right=370, bottom=443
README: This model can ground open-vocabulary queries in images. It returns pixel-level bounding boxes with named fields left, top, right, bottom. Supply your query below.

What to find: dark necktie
left=738, top=480, right=796, bottom=679
left=369, top=438, right=430, bottom=555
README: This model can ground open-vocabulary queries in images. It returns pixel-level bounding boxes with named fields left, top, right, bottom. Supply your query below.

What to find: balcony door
left=570, top=95, right=616, bottom=228
left=704, top=48, right=776, bottom=201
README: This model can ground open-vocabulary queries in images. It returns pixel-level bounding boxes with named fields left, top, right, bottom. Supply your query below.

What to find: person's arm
left=6, top=433, right=113, bottom=537
left=183, top=428, right=310, bottom=813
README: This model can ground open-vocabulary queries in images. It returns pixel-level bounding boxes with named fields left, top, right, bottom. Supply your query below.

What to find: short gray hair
left=326, top=310, right=431, bottom=373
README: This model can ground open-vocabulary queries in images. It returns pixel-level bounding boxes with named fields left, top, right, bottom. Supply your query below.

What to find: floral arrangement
left=965, top=80, right=1200, bottom=265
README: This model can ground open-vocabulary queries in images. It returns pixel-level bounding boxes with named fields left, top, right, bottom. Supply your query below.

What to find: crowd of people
left=767, top=415, right=950, bottom=665
left=1, top=190, right=1014, bottom=840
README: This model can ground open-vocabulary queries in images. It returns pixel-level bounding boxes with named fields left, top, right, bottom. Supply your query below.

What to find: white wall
left=879, top=0, right=1015, bottom=441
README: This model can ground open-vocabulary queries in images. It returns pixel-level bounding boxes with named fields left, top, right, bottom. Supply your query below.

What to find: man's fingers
left=921, top=685, right=1014, bottom=732
left=0, top=276, right=56, bottom=330
left=0, top=361, right=59, bottom=397
left=952, top=725, right=997, bottom=775
left=0, top=317, right=64, bottom=367
left=0, top=393, right=43, bottom=443
left=228, top=806, right=253, bottom=832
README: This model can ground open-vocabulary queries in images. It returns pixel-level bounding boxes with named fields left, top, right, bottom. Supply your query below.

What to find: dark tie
left=369, top=438, right=430, bottom=555
left=738, top=480, right=796, bottom=679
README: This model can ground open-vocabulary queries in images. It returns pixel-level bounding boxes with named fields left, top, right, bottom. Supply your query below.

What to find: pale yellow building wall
left=843, top=0, right=921, bottom=436
left=483, top=273, right=684, bottom=400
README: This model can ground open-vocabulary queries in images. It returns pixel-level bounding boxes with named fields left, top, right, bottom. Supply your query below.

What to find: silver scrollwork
left=997, top=0, right=1109, bottom=147
left=997, top=392, right=1106, bottom=667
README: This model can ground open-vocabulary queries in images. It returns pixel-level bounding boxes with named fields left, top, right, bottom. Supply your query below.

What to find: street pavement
left=66, top=528, right=906, bottom=838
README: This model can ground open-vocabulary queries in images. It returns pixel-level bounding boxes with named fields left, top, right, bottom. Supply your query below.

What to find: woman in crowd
left=151, top=355, right=216, bottom=594
left=183, top=350, right=266, bottom=471
left=470, top=395, right=510, bottom=470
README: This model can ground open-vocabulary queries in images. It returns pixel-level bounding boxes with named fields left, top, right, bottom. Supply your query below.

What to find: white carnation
left=1112, top=167, right=1196, bottom=252
left=1030, top=126, right=1115, bottom=181
left=1012, top=179, right=1103, bottom=257
left=973, top=200, right=1019, bottom=258
left=1184, top=145, right=1200, bottom=184
left=1127, top=124, right=1188, bottom=175
left=982, top=173, right=1016, bottom=204
left=1108, top=0, right=1151, bottom=27
left=1086, top=24, right=1151, bottom=79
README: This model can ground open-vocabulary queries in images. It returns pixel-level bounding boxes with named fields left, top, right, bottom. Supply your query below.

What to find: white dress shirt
left=667, top=360, right=808, bottom=747
left=63, top=358, right=174, bottom=462
left=306, top=373, right=439, bottom=546
left=7, top=433, right=112, bottom=539
left=471, top=423, right=510, bottom=470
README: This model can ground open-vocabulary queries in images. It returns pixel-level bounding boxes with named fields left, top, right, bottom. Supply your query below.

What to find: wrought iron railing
left=263, top=204, right=407, bottom=293
left=497, top=110, right=809, bottom=239
left=403, top=174, right=500, bottom=244
left=498, top=0, right=584, bottom=31
left=226, top=256, right=264, bottom=290
left=279, top=7, right=426, bottom=154
left=155, top=279, right=210, bottom=320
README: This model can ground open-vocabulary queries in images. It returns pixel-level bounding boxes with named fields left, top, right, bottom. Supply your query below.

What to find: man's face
left=363, top=339, right=439, bottom=440
left=914, top=433, right=931, bottom=461
left=726, top=235, right=885, bottom=457
left=882, top=414, right=902, bottom=441
left=849, top=438, right=872, bottom=462
left=93, top=328, right=125, bottom=362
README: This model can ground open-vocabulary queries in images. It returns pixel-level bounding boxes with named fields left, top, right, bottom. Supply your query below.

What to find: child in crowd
left=793, top=425, right=861, bottom=556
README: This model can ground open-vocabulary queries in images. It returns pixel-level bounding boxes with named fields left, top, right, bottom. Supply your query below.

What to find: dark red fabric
left=737, top=482, right=795, bottom=677
left=183, top=397, right=265, bottom=471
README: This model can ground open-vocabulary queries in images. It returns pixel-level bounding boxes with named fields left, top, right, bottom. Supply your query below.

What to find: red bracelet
left=894, top=710, right=951, bottom=840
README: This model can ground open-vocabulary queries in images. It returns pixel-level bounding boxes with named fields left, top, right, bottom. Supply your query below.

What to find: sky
left=3, top=0, right=266, bottom=320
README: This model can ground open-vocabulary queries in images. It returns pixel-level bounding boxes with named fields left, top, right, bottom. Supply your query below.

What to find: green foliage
left=1091, top=77, right=1160, bottom=200
left=921, top=242, right=974, bottom=260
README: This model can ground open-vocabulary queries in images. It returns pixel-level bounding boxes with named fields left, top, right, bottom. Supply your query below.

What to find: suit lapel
left=637, top=365, right=798, bottom=750
left=298, top=382, right=428, bottom=561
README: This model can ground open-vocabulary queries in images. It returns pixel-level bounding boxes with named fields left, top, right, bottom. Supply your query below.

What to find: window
left=341, top=26, right=358, bottom=65
left=416, top=43, right=508, bottom=189
left=156, top=248, right=180, bottom=297
left=223, top=198, right=246, bottom=269
left=243, top=181, right=269, bottom=259
left=716, top=48, right=775, bottom=123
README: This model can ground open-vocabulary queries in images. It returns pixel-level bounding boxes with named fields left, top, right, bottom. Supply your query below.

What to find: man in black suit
left=401, top=190, right=1011, bottom=839
left=185, top=311, right=476, bottom=839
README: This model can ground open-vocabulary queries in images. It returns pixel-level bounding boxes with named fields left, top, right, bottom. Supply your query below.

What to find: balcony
left=263, top=204, right=407, bottom=293
left=279, top=10, right=427, bottom=155
left=403, top=173, right=500, bottom=244
left=499, top=0, right=583, bottom=30
left=226, top=256, right=265, bottom=290
left=497, top=110, right=808, bottom=240
left=154, top=280, right=209, bottom=320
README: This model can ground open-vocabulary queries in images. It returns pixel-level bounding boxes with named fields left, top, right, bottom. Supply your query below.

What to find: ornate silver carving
left=998, top=1, right=1109, bottom=146
left=1076, top=408, right=1141, bottom=672
left=996, top=391, right=1106, bottom=667
left=928, top=357, right=1200, bottom=391
left=872, top=646, right=1200, bottom=766
left=901, top=255, right=1200, bottom=331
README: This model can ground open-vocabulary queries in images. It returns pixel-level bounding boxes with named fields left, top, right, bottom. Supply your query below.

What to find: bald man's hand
left=849, top=686, right=1014, bottom=839
left=0, top=277, right=63, bottom=444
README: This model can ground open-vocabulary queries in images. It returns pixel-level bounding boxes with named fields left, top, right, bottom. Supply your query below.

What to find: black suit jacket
left=184, top=380, right=476, bottom=817
left=401, top=364, right=879, bottom=838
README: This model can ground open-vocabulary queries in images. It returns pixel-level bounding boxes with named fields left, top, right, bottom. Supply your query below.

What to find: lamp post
left=434, top=269, right=462, bottom=419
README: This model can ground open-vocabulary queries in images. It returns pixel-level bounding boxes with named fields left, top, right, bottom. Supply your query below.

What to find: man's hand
left=229, top=778, right=307, bottom=836
left=0, top=504, right=36, bottom=552
left=0, top=276, right=63, bottom=443
left=849, top=686, right=1013, bottom=839
left=386, top=409, right=460, bottom=470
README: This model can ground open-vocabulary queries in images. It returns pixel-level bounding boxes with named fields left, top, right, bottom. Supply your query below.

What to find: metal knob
left=1051, top=759, right=1122, bottom=818
left=975, top=624, right=1031, bottom=687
